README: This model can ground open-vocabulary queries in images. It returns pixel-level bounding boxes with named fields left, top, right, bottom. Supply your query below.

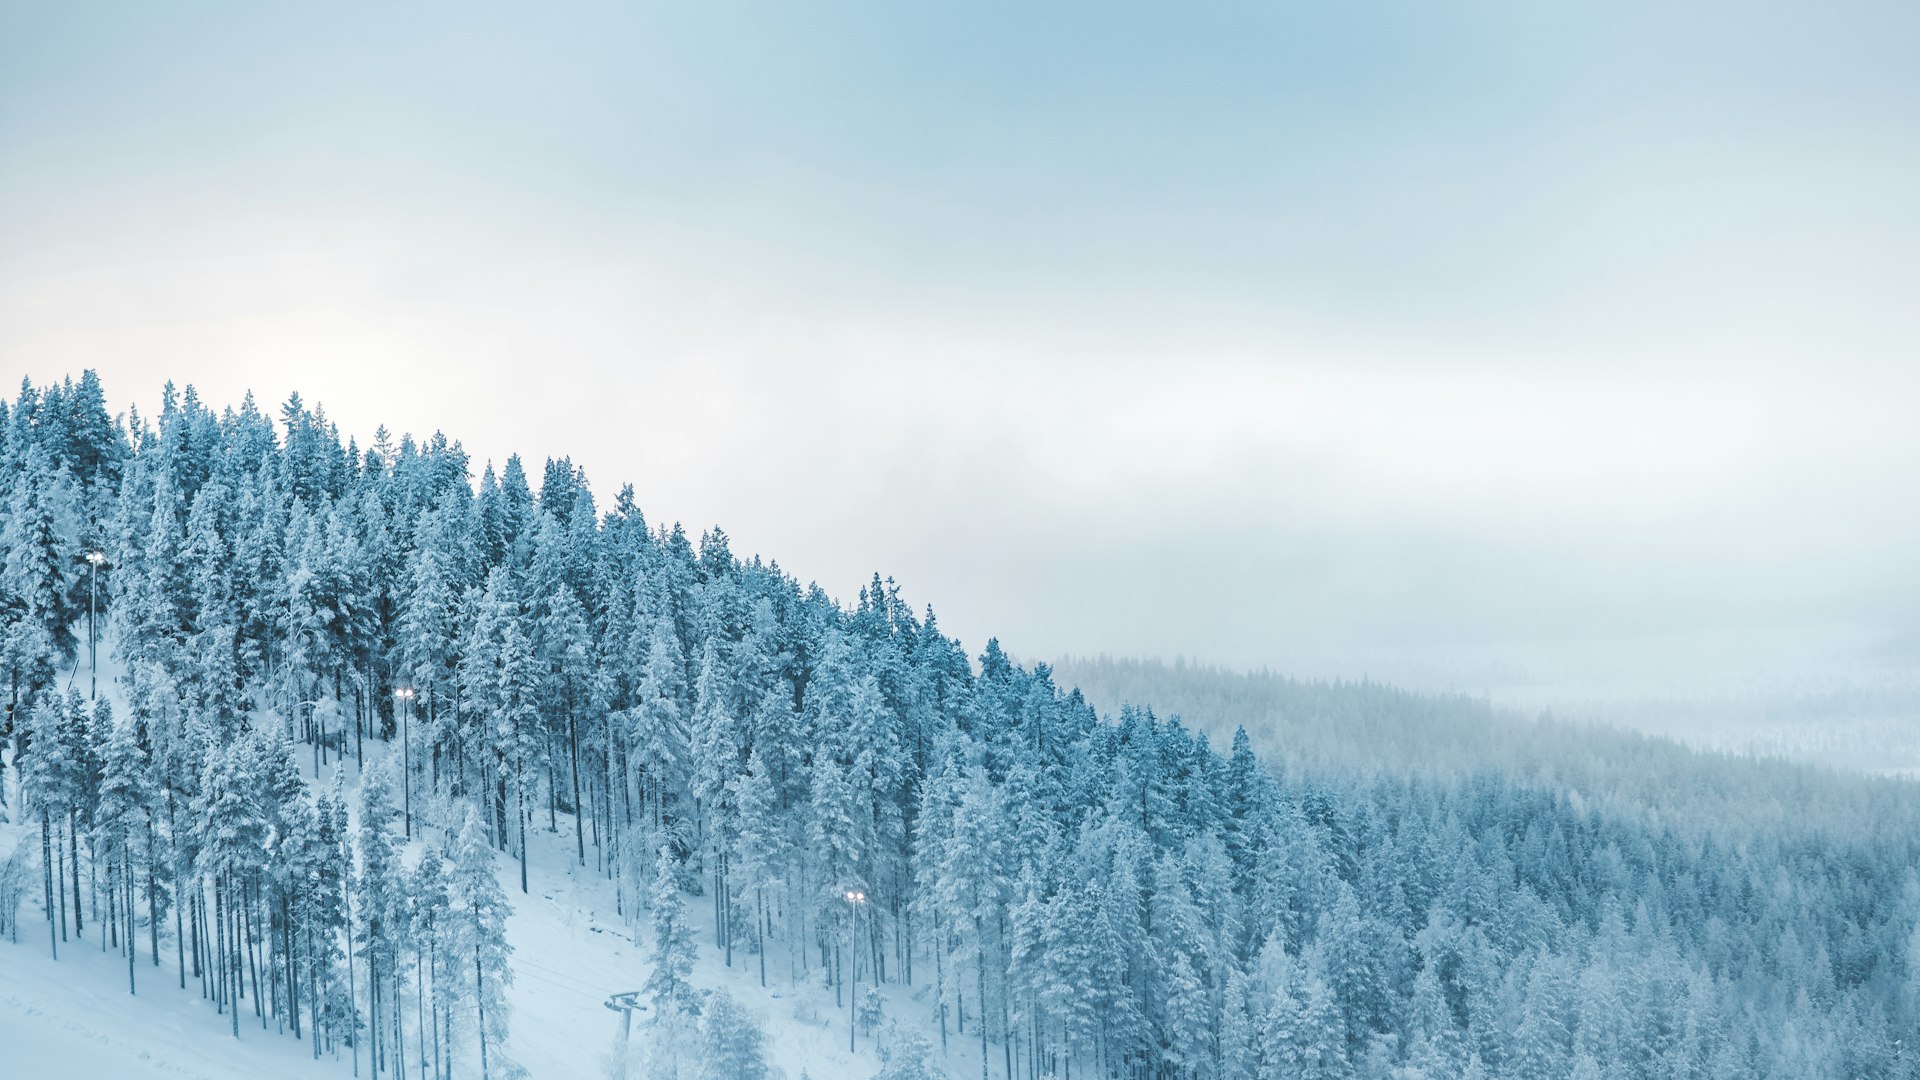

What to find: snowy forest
left=4, top=371, right=1920, bottom=1080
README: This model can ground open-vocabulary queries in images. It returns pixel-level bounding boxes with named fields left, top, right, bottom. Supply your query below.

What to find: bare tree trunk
left=978, top=928, right=991, bottom=1080
left=68, top=810, right=82, bottom=935
left=125, top=845, right=136, bottom=994
left=246, top=884, right=266, bottom=1025
left=146, top=816, right=160, bottom=966
left=476, top=948, right=491, bottom=1080
left=546, top=729, right=558, bottom=832
left=935, top=935, right=948, bottom=1052
left=349, top=892, right=360, bottom=1078
left=225, top=877, right=241, bottom=1037
left=41, top=809, right=56, bottom=960
left=569, top=706, right=585, bottom=864
left=430, top=940, right=443, bottom=1080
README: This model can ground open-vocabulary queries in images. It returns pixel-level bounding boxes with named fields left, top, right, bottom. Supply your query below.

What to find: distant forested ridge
left=3, top=372, right=1919, bottom=1079
left=1053, top=654, right=1920, bottom=840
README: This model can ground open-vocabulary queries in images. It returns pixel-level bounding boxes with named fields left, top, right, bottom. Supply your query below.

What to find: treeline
left=1053, top=654, right=1920, bottom=843
left=3, top=373, right=1919, bottom=1079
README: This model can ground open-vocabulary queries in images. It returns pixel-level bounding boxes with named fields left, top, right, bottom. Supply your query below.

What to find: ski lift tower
left=604, top=990, right=648, bottom=1055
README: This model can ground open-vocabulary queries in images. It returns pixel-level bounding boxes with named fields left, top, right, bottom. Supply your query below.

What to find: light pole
left=83, top=551, right=105, bottom=699
left=394, top=687, right=416, bottom=838
left=844, top=889, right=866, bottom=1053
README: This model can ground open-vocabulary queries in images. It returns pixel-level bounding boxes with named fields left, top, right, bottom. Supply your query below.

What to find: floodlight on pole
left=395, top=687, right=416, bottom=837
left=83, top=551, right=106, bottom=698
left=846, top=888, right=867, bottom=1051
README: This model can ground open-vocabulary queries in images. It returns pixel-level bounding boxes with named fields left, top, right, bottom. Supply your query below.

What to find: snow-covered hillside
left=3, top=743, right=949, bottom=1079
left=7, top=376, right=1920, bottom=1080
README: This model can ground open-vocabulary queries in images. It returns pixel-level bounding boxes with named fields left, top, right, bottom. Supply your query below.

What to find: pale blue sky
left=4, top=1, right=1918, bottom=686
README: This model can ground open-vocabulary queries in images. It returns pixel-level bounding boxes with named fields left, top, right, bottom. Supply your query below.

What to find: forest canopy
left=3, top=373, right=1919, bottom=1080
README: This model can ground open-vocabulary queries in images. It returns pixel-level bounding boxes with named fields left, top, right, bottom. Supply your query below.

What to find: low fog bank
left=1056, top=620, right=1920, bottom=777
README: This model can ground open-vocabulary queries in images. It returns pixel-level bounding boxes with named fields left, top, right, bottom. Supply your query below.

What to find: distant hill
left=1053, top=653, right=1920, bottom=842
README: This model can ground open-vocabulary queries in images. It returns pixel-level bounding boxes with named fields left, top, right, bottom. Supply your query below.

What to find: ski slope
left=1, top=744, right=955, bottom=1080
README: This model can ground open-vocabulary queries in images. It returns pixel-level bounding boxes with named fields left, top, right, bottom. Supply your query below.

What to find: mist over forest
left=3, top=373, right=1918, bottom=1080
left=4, top=2, right=1917, bottom=1077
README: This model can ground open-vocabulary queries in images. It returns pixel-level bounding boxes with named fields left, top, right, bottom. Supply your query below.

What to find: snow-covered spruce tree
left=2, top=441, right=77, bottom=708
left=355, top=759, right=406, bottom=1074
left=310, top=769, right=356, bottom=1057
left=92, top=700, right=154, bottom=993
left=17, top=697, right=77, bottom=957
left=729, top=745, right=786, bottom=988
left=193, top=727, right=269, bottom=1038
left=532, top=576, right=593, bottom=864
left=494, top=614, right=542, bottom=895
left=696, top=988, right=769, bottom=1080
left=450, top=804, right=513, bottom=1080
left=871, top=1028, right=943, bottom=1080
left=631, top=614, right=688, bottom=839
left=640, top=841, right=702, bottom=1080
left=644, top=842, right=700, bottom=1009
left=689, top=637, right=745, bottom=967
left=410, top=849, right=452, bottom=1080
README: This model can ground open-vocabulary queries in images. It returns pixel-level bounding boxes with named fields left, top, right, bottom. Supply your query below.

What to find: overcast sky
left=4, top=1, right=1918, bottom=688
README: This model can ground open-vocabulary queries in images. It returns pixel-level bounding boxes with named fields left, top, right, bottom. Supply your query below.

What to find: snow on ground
left=496, top=800, right=941, bottom=1080
left=0, top=790, right=340, bottom=1080
left=0, top=940, right=343, bottom=1080
left=2, top=740, right=964, bottom=1079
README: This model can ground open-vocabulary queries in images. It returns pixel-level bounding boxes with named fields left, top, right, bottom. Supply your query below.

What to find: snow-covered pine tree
left=495, top=614, right=543, bottom=894
left=689, top=637, right=744, bottom=965
left=410, top=850, right=451, bottom=1080
left=643, top=843, right=700, bottom=1020
left=450, top=805, right=513, bottom=1080
left=92, top=700, right=153, bottom=993
left=697, top=988, right=770, bottom=1080
left=643, top=843, right=702, bottom=1079
left=730, top=746, right=786, bottom=987
left=355, top=759, right=404, bottom=1075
